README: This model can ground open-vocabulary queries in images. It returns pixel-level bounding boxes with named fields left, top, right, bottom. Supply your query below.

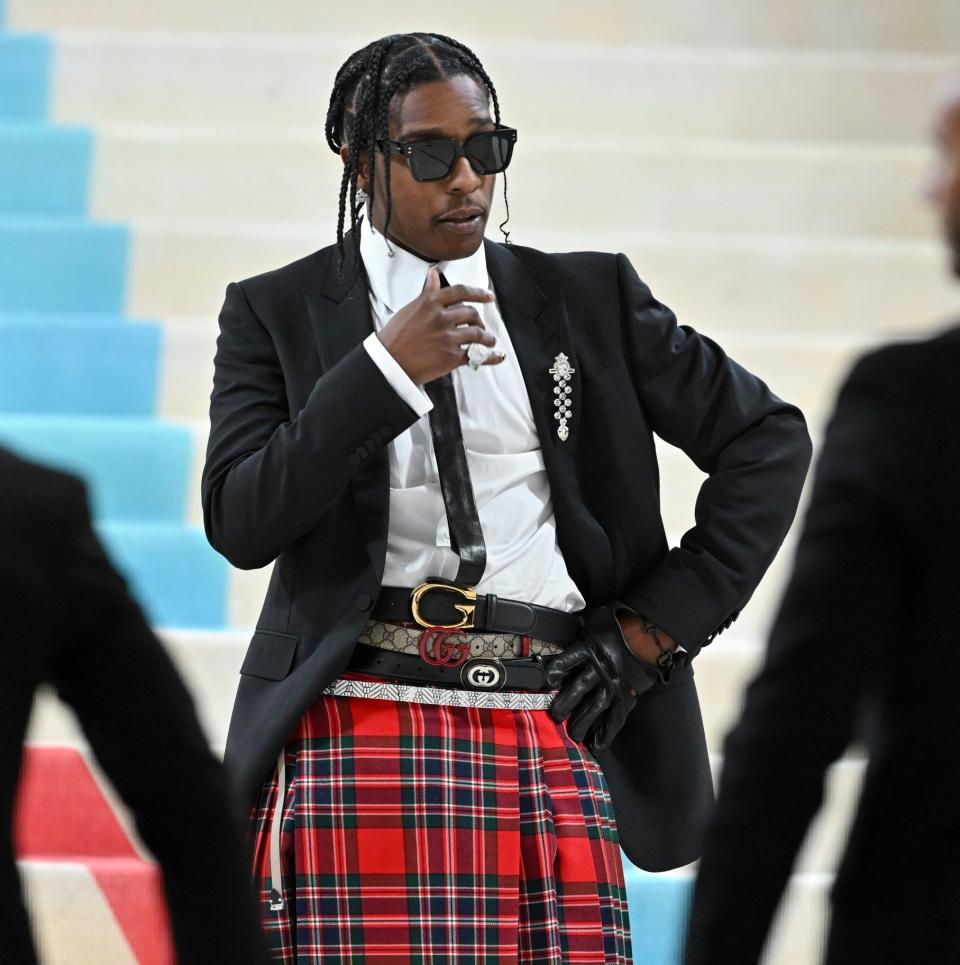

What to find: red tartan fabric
left=248, top=684, right=632, bottom=963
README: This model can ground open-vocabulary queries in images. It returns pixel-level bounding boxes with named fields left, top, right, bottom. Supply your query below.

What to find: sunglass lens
left=467, top=132, right=514, bottom=174
left=408, top=139, right=459, bottom=181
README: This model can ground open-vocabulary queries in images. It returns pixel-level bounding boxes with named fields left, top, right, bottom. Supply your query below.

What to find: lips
left=438, top=206, right=484, bottom=224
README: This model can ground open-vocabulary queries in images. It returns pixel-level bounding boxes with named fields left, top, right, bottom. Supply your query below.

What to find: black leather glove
left=544, top=603, right=668, bottom=752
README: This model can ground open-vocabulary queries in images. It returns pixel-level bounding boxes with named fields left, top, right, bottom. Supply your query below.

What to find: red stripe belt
left=372, top=580, right=582, bottom=646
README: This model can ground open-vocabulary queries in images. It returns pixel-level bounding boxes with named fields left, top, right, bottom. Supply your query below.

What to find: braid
left=425, top=34, right=502, bottom=125
left=325, top=33, right=510, bottom=276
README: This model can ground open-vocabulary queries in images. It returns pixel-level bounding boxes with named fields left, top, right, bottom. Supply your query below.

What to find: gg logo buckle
left=410, top=581, right=477, bottom=630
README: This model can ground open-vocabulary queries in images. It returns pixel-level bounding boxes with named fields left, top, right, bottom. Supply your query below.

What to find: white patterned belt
left=321, top=675, right=557, bottom=710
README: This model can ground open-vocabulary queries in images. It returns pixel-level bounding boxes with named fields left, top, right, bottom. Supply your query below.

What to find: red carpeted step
left=15, top=746, right=173, bottom=964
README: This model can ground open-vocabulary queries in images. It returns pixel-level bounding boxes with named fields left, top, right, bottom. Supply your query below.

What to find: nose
left=447, top=154, right=483, bottom=194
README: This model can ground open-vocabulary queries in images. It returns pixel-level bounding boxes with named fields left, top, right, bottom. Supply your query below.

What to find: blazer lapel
left=302, top=233, right=390, bottom=580
left=485, top=240, right=612, bottom=600
left=485, top=239, right=581, bottom=470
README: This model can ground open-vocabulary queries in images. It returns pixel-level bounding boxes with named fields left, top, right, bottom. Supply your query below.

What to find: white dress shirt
left=359, top=222, right=586, bottom=613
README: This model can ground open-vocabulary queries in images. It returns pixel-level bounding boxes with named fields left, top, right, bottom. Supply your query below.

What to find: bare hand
left=377, top=267, right=506, bottom=385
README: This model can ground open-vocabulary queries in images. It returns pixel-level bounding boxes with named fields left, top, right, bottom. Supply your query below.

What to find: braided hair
left=325, top=33, right=511, bottom=276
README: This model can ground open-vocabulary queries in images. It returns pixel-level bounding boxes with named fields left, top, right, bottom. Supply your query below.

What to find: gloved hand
left=544, top=603, right=668, bottom=752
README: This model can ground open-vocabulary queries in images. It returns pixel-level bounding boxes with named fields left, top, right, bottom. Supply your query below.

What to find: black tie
left=423, top=272, right=487, bottom=586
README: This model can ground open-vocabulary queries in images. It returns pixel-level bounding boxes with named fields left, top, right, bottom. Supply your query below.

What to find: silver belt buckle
left=459, top=657, right=506, bottom=691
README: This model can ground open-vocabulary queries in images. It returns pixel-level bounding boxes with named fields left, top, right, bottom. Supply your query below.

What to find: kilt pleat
left=249, top=686, right=632, bottom=963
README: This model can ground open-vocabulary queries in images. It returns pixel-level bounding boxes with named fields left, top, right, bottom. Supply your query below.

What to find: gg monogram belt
left=351, top=619, right=568, bottom=693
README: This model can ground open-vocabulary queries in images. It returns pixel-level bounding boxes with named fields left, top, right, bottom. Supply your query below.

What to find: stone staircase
left=3, top=0, right=957, bottom=961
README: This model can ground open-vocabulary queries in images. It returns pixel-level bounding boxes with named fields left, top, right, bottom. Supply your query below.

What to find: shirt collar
left=358, top=218, right=489, bottom=313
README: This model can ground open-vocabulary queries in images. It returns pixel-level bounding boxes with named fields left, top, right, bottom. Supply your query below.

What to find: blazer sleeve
left=202, top=281, right=420, bottom=569
left=683, top=351, right=906, bottom=963
left=614, top=253, right=812, bottom=655
left=48, top=480, right=268, bottom=964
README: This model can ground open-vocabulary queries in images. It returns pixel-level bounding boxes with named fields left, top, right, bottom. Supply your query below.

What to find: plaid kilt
left=248, top=675, right=632, bottom=963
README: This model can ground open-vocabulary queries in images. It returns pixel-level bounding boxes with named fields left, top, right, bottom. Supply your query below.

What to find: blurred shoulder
left=844, top=323, right=960, bottom=407
left=0, top=448, right=88, bottom=552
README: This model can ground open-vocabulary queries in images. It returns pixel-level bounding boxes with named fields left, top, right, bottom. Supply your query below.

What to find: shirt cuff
left=363, top=332, right=434, bottom=418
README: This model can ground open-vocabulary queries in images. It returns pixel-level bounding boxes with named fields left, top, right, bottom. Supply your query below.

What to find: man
left=683, top=70, right=960, bottom=964
left=0, top=448, right=267, bottom=964
left=203, top=33, right=810, bottom=961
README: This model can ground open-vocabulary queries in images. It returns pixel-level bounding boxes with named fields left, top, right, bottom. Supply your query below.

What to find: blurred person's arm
left=48, top=478, right=268, bottom=965
left=684, top=349, right=906, bottom=964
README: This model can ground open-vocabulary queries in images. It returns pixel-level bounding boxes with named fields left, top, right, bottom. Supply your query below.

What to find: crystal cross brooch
left=548, top=353, right=575, bottom=441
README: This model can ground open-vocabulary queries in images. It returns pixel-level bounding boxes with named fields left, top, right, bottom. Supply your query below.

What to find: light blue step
left=0, top=124, right=92, bottom=215
left=96, top=522, right=228, bottom=629
left=0, top=35, right=50, bottom=120
left=0, top=417, right=191, bottom=521
left=0, top=312, right=128, bottom=326
left=0, top=219, right=129, bottom=313
left=0, top=319, right=161, bottom=415
left=624, top=867, right=693, bottom=965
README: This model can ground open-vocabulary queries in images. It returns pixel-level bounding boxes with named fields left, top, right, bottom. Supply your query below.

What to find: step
left=18, top=860, right=168, bottom=965
left=96, top=522, right=228, bottom=628
left=39, top=34, right=952, bottom=142
left=14, top=742, right=843, bottom=964
left=0, top=34, right=50, bottom=120
left=16, top=744, right=174, bottom=963
left=27, top=630, right=865, bottom=876
left=89, top=128, right=936, bottom=240
left=171, top=419, right=809, bottom=636
left=0, top=318, right=160, bottom=415
left=0, top=218, right=128, bottom=313
left=9, top=2, right=960, bottom=51
left=179, top=428, right=807, bottom=634
left=0, top=123, right=91, bottom=216
left=124, top=224, right=960, bottom=335
left=155, top=313, right=870, bottom=441
left=0, top=416, right=190, bottom=520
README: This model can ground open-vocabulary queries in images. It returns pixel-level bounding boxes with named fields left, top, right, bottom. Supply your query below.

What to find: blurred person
left=683, top=69, right=960, bottom=965
left=202, top=32, right=811, bottom=962
left=0, top=447, right=268, bottom=964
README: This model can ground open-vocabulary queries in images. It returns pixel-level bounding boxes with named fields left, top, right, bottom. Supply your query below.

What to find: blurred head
left=326, top=33, right=512, bottom=273
left=925, top=69, right=960, bottom=276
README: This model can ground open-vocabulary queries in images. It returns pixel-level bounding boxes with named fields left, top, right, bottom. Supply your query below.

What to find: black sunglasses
left=376, top=127, right=518, bottom=182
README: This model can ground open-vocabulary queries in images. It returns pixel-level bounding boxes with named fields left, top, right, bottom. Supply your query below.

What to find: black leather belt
left=348, top=643, right=550, bottom=692
left=372, top=581, right=582, bottom=646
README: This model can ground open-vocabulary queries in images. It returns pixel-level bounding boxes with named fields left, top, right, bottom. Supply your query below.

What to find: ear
left=340, top=143, right=371, bottom=194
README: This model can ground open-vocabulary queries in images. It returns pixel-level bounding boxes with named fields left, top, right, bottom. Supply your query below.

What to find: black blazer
left=0, top=449, right=267, bottom=964
left=203, top=233, right=811, bottom=871
left=684, top=328, right=960, bottom=963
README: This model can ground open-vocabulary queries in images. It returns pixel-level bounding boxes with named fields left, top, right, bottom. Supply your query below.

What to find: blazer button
left=348, top=453, right=361, bottom=469
left=355, top=594, right=374, bottom=612
left=355, top=445, right=369, bottom=460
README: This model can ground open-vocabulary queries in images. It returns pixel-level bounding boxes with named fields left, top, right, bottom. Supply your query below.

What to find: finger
left=543, top=646, right=592, bottom=687
left=482, top=351, right=507, bottom=366
left=548, top=665, right=600, bottom=722
left=422, top=267, right=441, bottom=293
left=438, top=283, right=496, bottom=306
left=447, top=304, right=485, bottom=328
left=568, top=685, right=614, bottom=743
left=451, top=327, right=497, bottom=349
left=589, top=701, right=628, bottom=752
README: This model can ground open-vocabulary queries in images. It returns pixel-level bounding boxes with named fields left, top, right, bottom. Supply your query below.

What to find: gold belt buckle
left=410, top=581, right=477, bottom=630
